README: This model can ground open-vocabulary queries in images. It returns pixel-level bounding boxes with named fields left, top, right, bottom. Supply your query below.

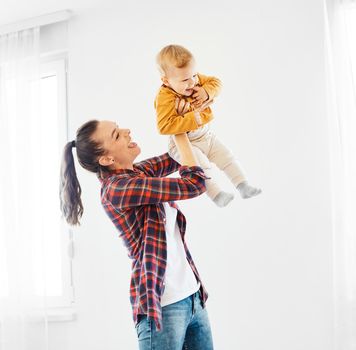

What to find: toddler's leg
left=168, top=139, right=234, bottom=207
left=207, top=134, right=262, bottom=199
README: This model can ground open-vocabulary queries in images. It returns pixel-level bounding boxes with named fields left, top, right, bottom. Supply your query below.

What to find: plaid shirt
left=99, top=152, right=209, bottom=330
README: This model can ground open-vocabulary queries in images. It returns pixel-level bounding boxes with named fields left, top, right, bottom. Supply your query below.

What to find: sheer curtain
left=0, top=28, right=49, bottom=350
left=324, top=0, right=356, bottom=349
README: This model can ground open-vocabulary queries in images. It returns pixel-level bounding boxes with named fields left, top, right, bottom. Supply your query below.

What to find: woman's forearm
left=173, top=133, right=198, bottom=167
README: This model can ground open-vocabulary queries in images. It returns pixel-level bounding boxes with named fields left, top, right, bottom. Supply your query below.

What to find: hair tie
left=71, top=140, right=76, bottom=148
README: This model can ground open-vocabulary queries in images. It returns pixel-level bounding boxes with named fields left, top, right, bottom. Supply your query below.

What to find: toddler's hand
left=192, top=86, right=209, bottom=107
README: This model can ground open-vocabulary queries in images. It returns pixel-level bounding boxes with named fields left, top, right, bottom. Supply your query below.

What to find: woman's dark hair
left=60, top=119, right=106, bottom=226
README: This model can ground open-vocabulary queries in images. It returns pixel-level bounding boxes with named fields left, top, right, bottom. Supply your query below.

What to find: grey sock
left=237, top=181, right=262, bottom=199
left=212, top=191, right=234, bottom=207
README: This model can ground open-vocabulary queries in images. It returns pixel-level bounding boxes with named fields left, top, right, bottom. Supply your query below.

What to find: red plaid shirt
left=99, top=153, right=209, bottom=330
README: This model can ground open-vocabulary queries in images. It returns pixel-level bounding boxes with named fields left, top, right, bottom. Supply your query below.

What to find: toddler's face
left=163, top=61, right=198, bottom=96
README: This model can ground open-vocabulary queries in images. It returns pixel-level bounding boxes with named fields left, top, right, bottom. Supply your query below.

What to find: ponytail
left=59, top=119, right=105, bottom=226
left=60, top=141, right=83, bottom=226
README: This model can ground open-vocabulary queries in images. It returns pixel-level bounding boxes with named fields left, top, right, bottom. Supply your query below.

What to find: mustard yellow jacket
left=154, top=73, right=221, bottom=135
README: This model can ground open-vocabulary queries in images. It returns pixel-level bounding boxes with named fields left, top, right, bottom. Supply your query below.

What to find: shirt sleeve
left=104, top=166, right=207, bottom=209
left=134, top=153, right=180, bottom=177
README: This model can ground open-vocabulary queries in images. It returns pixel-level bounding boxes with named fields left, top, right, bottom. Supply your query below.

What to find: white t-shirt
left=160, top=202, right=200, bottom=307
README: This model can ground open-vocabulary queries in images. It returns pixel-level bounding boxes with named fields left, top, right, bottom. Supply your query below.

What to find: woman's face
left=93, top=120, right=141, bottom=170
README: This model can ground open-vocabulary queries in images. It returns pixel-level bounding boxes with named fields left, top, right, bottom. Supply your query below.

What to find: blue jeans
left=136, top=291, right=214, bottom=350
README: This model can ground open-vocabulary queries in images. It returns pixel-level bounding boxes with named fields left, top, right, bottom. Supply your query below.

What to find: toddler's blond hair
left=156, top=45, right=194, bottom=76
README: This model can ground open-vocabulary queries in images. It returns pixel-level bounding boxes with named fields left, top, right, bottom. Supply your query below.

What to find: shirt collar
left=98, top=166, right=142, bottom=181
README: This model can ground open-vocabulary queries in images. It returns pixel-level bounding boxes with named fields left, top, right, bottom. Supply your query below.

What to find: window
left=0, top=58, right=74, bottom=310
left=36, top=58, right=74, bottom=308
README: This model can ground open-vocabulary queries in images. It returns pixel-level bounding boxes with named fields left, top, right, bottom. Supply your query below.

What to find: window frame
left=39, top=56, right=75, bottom=311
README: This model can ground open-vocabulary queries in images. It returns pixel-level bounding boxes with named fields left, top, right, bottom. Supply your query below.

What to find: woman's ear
left=98, top=155, right=114, bottom=167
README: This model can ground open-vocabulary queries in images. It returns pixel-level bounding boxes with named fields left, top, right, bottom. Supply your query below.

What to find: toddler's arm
left=197, top=74, right=222, bottom=101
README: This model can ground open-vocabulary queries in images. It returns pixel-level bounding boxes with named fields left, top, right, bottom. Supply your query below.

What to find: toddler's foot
left=237, top=181, right=262, bottom=199
left=212, top=191, right=234, bottom=207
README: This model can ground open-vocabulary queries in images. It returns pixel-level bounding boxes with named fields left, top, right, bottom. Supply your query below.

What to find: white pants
left=168, top=130, right=246, bottom=200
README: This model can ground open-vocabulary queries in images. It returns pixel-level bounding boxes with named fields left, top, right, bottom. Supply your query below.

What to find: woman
left=60, top=101, right=214, bottom=350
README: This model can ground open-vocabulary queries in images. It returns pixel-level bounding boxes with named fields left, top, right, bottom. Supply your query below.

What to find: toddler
left=154, top=44, right=261, bottom=207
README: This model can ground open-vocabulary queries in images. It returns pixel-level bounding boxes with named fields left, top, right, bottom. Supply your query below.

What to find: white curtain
left=0, top=28, right=49, bottom=350
left=324, top=0, right=356, bottom=349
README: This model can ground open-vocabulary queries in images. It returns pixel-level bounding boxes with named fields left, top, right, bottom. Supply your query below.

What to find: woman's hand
left=175, top=97, right=212, bottom=114
left=175, top=97, right=213, bottom=127
left=175, top=98, right=190, bottom=116
left=194, top=99, right=213, bottom=113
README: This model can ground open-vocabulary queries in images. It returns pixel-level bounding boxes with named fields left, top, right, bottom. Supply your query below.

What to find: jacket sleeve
left=103, top=166, right=207, bottom=209
left=197, top=107, right=214, bottom=125
left=198, top=73, right=222, bottom=100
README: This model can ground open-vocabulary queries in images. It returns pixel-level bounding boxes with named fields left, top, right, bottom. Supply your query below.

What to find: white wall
left=50, top=1, right=333, bottom=349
